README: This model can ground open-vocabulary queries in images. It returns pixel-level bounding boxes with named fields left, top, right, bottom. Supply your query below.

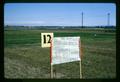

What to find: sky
left=4, top=3, right=116, bottom=26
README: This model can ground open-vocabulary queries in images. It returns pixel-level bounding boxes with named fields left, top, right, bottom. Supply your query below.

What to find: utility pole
left=107, top=13, right=110, bottom=26
left=82, top=12, right=83, bottom=28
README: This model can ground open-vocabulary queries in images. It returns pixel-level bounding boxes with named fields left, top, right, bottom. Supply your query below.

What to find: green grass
left=4, top=29, right=116, bottom=79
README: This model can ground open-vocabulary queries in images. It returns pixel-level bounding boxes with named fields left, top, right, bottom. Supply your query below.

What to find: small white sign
left=51, top=37, right=80, bottom=65
left=41, top=33, right=53, bottom=47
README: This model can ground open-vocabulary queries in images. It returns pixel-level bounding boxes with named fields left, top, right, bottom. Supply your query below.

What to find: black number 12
left=43, top=35, right=51, bottom=43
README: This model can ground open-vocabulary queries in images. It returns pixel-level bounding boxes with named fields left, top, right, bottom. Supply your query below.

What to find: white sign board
left=41, top=33, right=53, bottom=47
left=51, top=37, right=80, bottom=65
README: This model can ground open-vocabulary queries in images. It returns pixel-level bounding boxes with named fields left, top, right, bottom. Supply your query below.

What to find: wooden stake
left=50, top=39, right=53, bottom=79
left=50, top=64, right=53, bottom=78
left=79, top=38, right=82, bottom=79
left=79, top=60, right=82, bottom=79
left=53, top=69, right=56, bottom=78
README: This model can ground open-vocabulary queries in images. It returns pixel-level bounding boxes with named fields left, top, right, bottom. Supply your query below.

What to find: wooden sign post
left=79, top=38, right=82, bottom=79
left=50, top=39, right=53, bottom=78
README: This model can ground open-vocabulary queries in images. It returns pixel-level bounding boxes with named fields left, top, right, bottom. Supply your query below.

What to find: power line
left=107, top=13, right=110, bottom=26
left=81, top=12, right=83, bottom=28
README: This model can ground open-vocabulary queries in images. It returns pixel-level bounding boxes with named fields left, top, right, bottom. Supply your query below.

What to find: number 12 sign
left=41, top=33, right=54, bottom=47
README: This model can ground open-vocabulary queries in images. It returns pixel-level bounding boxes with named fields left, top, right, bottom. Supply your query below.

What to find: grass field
left=4, top=29, right=116, bottom=79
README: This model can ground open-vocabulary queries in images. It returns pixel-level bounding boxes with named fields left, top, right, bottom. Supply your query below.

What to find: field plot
left=4, top=29, right=116, bottom=79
